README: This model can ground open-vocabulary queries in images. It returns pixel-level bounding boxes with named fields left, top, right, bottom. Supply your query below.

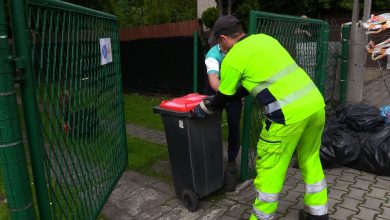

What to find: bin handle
left=189, top=108, right=196, bottom=118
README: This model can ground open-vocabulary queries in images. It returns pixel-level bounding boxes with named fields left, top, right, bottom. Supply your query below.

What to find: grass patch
left=123, top=93, right=168, bottom=131
left=126, top=135, right=171, bottom=183
left=97, top=214, right=109, bottom=220
left=0, top=171, right=9, bottom=220
left=0, top=204, right=9, bottom=220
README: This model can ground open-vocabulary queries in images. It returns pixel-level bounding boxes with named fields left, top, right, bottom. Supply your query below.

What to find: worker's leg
left=225, top=99, right=242, bottom=163
left=250, top=118, right=308, bottom=220
left=296, top=108, right=328, bottom=218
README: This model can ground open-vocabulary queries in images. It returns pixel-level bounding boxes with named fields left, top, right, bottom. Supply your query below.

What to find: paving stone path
left=102, top=124, right=390, bottom=220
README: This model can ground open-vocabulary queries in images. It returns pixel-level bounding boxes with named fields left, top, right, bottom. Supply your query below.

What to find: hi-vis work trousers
left=249, top=108, right=327, bottom=220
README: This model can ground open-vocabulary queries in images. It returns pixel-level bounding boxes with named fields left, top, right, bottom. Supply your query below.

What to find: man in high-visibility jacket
left=194, top=15, right=329, bottom=220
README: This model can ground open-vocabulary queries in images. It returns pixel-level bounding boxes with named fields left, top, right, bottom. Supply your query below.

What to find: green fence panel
left=0, top=0, right=36, bottom=219
left=240, top=10, right=329, bottom=181
left=340, top=24, right=351, bottom=105
left=10, top=0, right=128, bottom=219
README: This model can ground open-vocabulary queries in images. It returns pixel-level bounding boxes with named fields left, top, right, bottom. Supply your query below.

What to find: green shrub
left=201, top=7, right=218, bottom=28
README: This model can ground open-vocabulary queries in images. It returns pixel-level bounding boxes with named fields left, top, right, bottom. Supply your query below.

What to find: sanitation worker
left=194, top=15, right=328, bottom=220
left=205, top=37, right=242, bottom=191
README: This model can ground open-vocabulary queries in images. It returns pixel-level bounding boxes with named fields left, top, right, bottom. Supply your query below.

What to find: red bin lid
left=159, top=93, right=207, bottom=112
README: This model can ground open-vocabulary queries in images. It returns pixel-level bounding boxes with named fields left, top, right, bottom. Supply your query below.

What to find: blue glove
left=193, top=104, right=207, bottom=118
left=192, top=99, right=214, bottom=118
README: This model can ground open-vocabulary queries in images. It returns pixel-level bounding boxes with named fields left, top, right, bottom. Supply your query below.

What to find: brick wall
left=120, top=20, right=199, bottom=41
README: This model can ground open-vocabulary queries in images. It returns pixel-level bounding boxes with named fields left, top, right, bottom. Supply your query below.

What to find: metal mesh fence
left=324, top=19, right=352, bottom=106
left=21, top=0, right=128, bottom=218
left=240, top=11, right=329, bottom=181
left=324, top=24, right=346, bottom=105
left=0, top=0, right=36, bottom=219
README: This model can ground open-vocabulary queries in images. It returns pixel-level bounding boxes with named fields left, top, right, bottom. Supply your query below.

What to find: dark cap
left=208, top=15, right=242, bottom=44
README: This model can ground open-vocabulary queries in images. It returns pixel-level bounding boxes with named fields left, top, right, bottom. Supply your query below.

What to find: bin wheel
left=181, top=189, right=198, bottom=212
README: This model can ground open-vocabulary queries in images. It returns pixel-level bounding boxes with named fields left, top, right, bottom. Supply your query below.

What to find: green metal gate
left=240, top=11, right=329, bottom=181
left=1, top=0, right=127, bottom=219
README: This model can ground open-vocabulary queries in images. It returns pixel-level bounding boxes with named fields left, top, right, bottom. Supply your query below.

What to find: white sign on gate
left=100, top=38, right=113, bottom=65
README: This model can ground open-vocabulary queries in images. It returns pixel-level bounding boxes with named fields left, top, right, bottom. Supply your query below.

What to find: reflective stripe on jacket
left=219, top=34, right=325, bottom=124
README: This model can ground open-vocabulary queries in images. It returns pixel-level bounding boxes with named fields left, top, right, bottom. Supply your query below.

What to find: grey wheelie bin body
left=153, top=107, right=224, bottom=207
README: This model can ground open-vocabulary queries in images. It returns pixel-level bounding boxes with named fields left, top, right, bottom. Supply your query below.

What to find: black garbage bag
left=334, top=104, right=352, bottom=122
left=343, top=104, right=385, bottom=132
left=320, top=116, right=361, bottom=167
left=348, top=127, right=390, bottom=176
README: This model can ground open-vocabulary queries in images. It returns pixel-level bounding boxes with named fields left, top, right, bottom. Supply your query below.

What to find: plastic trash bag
left=380, top=105, right=390, bottom=124
left=366, top=38, right=390, bottom=61
left=340, top=104, right=385, bottom=132
left=363, top=13, right=390, bottom=34
left=320, top=117, right=361, bottom=167
left=349, top=127, right=390, bottom=176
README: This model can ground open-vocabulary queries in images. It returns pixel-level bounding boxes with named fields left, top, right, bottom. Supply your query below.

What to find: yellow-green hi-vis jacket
left=219, top=34, right=325, bottom=124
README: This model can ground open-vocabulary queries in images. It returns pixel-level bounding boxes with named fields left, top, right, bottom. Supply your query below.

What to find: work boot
left=224, top=171, right=237, bottom=192
left=299, top=209, right=329, bottom=220
left=227, top=160, right=238, bottom=174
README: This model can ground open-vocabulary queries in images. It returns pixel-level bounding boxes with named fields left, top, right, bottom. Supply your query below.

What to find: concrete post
left=346, top=0, right=367, bottom=103
left=363, top=0, right=372, bottom=21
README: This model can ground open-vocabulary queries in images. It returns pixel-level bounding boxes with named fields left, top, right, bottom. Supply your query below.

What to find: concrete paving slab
left=101, top=124, right=390, bottom=220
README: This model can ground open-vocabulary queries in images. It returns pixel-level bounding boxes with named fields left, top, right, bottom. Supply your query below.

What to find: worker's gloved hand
left=192, top=97, right=214, bottom=118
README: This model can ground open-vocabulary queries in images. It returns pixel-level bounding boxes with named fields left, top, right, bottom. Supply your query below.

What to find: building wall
left=197, top=0, right=216, bottom=18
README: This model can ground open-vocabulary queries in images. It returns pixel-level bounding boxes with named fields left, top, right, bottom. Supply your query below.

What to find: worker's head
left=209, top=15, right=245, bottom=53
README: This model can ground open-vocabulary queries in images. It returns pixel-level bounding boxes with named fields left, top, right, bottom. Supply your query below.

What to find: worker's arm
left=208, top=86, right=248, bottom=110
left=194, top=55, right=248, bottom=118
left=206, top=63, right=248, bottom=110
left=208, top=73, right=220, bottom=92
left=193, top=86, right=248, bottom=118
left=205, top=56, right=221, bottom=92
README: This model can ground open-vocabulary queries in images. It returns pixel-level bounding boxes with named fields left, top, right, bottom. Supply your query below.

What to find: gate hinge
left=7, top=55, right=26, bottom=82
left=7, top=55, right=26, bottom=69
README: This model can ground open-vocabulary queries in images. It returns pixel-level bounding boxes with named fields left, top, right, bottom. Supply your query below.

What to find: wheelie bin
left=153, top=93, right=224, bottom=212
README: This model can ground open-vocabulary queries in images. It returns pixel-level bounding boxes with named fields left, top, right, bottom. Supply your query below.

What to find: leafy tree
left=255, top=0, right=389, bottom=18
left=233, top=0, right=260, bottom=30
left=67, top=0, right=196, bottom=27
left=208, top=0, right=260, bottom=30
left=67, top=0, right=389, bottom=27
left=201, top=7, right=219, bottom=28
left=143, top=0, right=170, bottom=25
left=216, top=0, right=232, bottom=16
left=167, top=0, right=197, bottom=22
left=104, top=0, right=144, bottom=27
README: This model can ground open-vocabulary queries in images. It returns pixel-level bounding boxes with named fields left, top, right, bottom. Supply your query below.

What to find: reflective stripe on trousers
left=305, top=204, right=328, bottom=216
left=252, top=108, right=327, bottom=218
left=304, top=178, right=328, bottom=215
left=250, top=190, right=279, bottom=220
left=306, top=178, right=327, bottom=194
left=256, top=190, right=279, bottom=202
left=252, top=207, right=275, bottom=220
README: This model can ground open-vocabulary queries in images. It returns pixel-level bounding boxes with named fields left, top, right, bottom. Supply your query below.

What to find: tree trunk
left=217, top=0, right=223, bottom=17
left=227, top=0, right=232, bottom=15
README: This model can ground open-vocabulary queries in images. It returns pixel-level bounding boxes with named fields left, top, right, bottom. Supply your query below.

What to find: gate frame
left=4, top=0, right=127, bottom=219
left=240, top=10, right=330, bottom=181
left=9, top=0, right=52, bottom=219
